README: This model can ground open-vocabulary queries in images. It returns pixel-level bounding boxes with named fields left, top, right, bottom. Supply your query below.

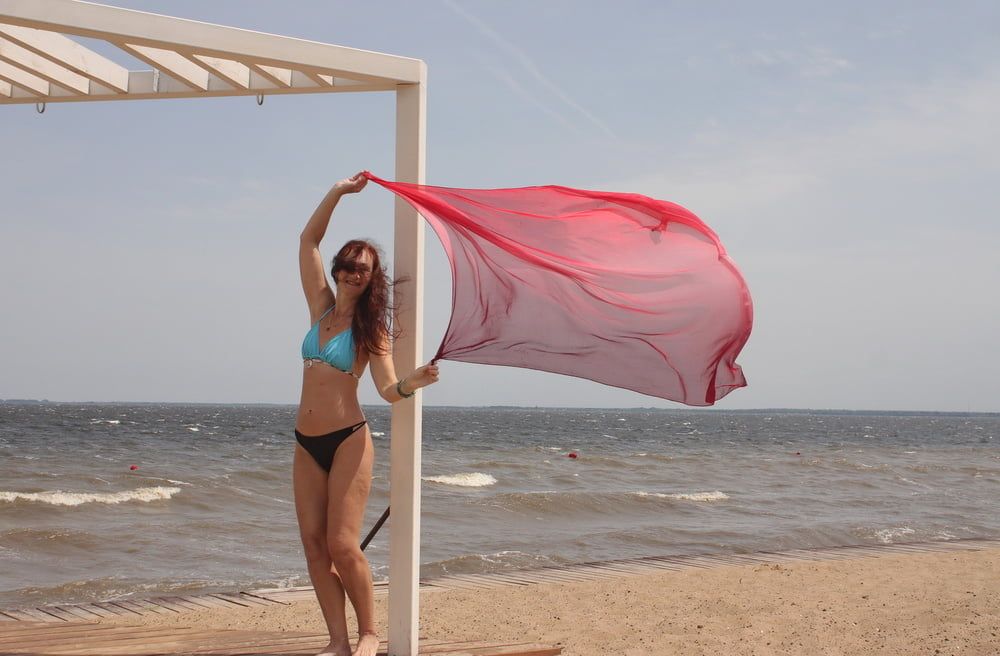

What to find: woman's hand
left=334, top=171, right=368, bottom=195
left=404, top=363, right=440, bottom=392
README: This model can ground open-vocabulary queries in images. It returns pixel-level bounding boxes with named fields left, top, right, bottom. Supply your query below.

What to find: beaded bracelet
left=396, top=379, right=415, bottom=399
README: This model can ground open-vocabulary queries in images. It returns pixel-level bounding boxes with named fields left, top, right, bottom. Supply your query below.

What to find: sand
left=99, top=548, right=999, bottom=655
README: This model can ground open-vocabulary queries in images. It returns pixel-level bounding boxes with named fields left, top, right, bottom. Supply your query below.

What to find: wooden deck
left=0, top=621, right=561, bottom=655
left=2, top=537, right=997, bottom=623
left=1, top=537, right=997, bottom=654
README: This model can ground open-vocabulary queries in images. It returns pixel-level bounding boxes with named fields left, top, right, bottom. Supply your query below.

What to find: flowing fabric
left=365, top=172, right=752, bottom=406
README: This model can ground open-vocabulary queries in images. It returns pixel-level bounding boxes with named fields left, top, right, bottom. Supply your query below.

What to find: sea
left=1, top=402, right=997, bottom=609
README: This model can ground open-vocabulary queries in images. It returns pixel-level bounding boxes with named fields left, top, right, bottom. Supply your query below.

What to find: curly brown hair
left=331, top=239, right=399, bottom=357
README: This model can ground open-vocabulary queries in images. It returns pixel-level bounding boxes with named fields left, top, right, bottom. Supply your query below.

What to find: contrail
left=442, top=0, right=618, bottom=140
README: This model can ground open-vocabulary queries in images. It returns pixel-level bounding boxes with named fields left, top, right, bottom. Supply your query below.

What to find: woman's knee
left=300, top=532, right=330, bottom=565
left=327, top=536, right=364, bottom=570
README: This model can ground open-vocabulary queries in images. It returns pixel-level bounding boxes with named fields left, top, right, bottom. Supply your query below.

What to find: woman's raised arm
left=298, top=172, right=367, bottom=316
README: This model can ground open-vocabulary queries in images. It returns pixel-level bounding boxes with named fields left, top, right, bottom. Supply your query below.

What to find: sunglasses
left=337, top=260, right=373, bottom=277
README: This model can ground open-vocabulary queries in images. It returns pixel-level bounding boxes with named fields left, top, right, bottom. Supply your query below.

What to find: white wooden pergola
left=0, top=1, right=426, bottom=655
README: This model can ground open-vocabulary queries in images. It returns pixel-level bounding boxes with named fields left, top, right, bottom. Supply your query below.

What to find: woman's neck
left=333, top=298, right=357, bottom=321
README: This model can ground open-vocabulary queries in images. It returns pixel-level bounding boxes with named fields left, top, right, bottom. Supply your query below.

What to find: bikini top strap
left=315, top=305, right=335, bottom=325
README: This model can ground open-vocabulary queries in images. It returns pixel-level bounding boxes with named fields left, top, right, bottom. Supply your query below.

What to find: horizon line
left=1, top=399, right=997, bottom=416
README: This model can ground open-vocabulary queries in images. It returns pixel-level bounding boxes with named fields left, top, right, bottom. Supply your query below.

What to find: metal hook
left=36, top=102, right=46, bottom=114
left=256, top=93, right=264, bottom=106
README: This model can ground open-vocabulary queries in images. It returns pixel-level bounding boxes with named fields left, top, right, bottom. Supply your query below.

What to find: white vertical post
left=387, top=67, right=426, bottom=656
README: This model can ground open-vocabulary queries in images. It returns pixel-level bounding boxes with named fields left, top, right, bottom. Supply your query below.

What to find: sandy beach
left=96, top=547, right=999, bottom=656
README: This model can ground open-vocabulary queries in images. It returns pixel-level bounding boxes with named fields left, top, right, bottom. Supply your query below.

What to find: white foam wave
left=0, top=486, right=181, bottom=506
left=633, top=490, right=729, bottom=502
left=90, top=419, right=120, bottom=425
left=371, top=431, right=385, bottom=437
left=874, top=526, right=915, bottom=544
left=422, top=473, right=497, bottom=487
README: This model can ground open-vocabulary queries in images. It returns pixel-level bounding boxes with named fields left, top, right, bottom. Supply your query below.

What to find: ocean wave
left=873, top=526, right=916, bottom=544
left=422, top=550, right=565, bottom=578
left=478, top=489, right=729, bottom=516
left=423, top=473, right=497, bottom=487
left=633, top=491, right=729, bottom=502
left=0, top=486, right=181, bottom=506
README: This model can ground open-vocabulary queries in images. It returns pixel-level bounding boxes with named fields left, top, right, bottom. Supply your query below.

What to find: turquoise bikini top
left=301, top=307, right=356, bottom=376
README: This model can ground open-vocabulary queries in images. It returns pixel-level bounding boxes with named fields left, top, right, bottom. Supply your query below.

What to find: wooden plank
left=146, top=596, right=190, bottom=612
left=0, top=612, right=51, bottom=624
left=425, top=577, right=482, bottom=591
left=464, top=574, right=526, bottom=587
left=437, top=644, right=562, bottom=656
left=159, top=595, right=213, bottom=611
left=0, top=35, right=88, bottom=93
left=250, top=584, right=314, bottom=596
left=0, top=24, right=129, bottom=92
left=436, top=574, right=513, bottom=589
left=527, top=569, right=593, bottom=583
left=0, top=626, right=194, bottom=651
left=117, top=42, right=209, bottom=90
left=86, top=602, right=128, bottom=617
left=126, top=598, right=178, bottom=613
left=38, top=628, right=277, bottom=655
left=0, top=624, right=126, bottom=644
left=179, top=594, right=233, bottom=609
left=239, top=591, right=289, bottom=605
left=27, top=606, right=74, bottom=622
left=0, top=57, right=48, bottom=94
left=207, top=592, right=255, bottom=607
left=105, top=600, right=155, bottom=615
left=0, top=622, right=561, bottom=656
left=51, top=605, right=105, bottom=620
left=550, top=564, right=621, bottom=579
left=179, top=633, right=334, bottom=655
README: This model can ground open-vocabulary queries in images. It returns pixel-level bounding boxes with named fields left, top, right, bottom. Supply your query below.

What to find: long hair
left=331, top=240, right=400, bottom=357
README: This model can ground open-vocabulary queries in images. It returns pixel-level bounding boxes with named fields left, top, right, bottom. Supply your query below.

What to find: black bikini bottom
left=295, top=421, right=367, bottom=473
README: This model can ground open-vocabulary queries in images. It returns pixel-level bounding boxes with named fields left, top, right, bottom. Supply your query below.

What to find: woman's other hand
left=406, top=363, right=440, bottom=391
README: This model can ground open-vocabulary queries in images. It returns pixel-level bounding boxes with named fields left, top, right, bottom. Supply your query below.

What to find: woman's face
left=336, top=249, right=374, bottom=298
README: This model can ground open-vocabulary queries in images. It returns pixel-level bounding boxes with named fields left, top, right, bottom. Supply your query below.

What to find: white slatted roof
left=0, top=0, right=423, bottom=105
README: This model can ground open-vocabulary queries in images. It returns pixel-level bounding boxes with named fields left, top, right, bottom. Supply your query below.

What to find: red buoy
left=130, top=464, right=139, bottom=471
left=567, top=452, right=578, bottom=459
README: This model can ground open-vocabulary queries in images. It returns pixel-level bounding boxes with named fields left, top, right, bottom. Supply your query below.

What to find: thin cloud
left=442, top=0, right=618, bottom=140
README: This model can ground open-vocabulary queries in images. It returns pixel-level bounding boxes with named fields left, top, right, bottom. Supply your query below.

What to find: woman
left=295, top=172, right=439, bottom=656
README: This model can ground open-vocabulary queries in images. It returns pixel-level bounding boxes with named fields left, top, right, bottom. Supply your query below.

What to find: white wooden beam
left=117, top=42, right=209, bottom=91
left=0, top=58, right=46, bottom=95
left=0, top=71, right=396, bottom=103
left=0, top=0, right=422, bottom=84
left=0, top=24, right=128, bottom=93
left=190, top=54, right=249, bottom=89
left=0, top=35, right=87, bottom=93
left=388, top=71, right=427, bottom=656
left=250, top=63, right=291, bottom=88
left=0, top=78, right=10, bottom=96
left=302, top=70, right=333, bottom=87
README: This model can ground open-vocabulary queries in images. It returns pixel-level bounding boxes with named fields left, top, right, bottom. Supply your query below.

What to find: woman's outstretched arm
left=369, top=340, right=440, bottom=403
left=299, top=172, right=367, bottom=316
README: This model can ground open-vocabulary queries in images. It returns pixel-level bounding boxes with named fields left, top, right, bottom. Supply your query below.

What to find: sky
left=1, top=1, right=998, bottom=411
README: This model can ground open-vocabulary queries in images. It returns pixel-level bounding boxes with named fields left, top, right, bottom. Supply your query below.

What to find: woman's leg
left=293, top=443, right=351, bottom=656
left=326, top=427, right=378, bottom=656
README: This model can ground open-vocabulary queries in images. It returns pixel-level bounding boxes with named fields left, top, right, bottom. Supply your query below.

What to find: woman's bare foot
left=352, top=632, right=380, bottom=656
left=317, top=638, right=351, bottom=656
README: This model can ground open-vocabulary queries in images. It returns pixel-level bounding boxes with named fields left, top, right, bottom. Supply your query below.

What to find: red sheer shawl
left=365, top=173, right=752, bottom=405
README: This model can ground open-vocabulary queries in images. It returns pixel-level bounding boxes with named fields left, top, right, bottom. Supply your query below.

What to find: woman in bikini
left=296, top=171, right=439, bottom=656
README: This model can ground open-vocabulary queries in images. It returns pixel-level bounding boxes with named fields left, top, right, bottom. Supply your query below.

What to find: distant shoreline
left=2, top=399, right=998, bottom=417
